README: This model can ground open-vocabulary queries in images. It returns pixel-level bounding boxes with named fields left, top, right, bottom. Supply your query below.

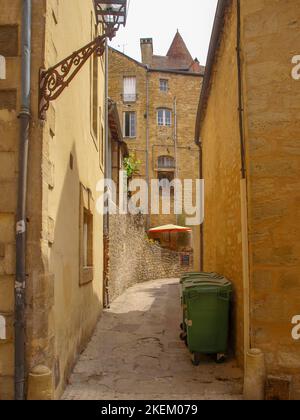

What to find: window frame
left=157, top=108, right=172, bottom=127
left=123, top=111, right=137, bottom=138
left=159, top=79, right=169, bottom=92
left=79, top=184, right=94, bottom=286
left=123, top=76, right=137, bottom=103
left=157, top=171, right=175, bottom=197
left=158, top=155, right=175, bottom=170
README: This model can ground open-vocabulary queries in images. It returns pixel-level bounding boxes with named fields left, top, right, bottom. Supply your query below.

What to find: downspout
left=105, top=41, right=109, bottom=229
left=145, top=68, right=150, bottom=230
left=103, top=40, right=110, bottom=308
left=173, top=97, right=178, bottom=225
left=198, top=140, right=204, bottom=271
left=236, top=0, right=250, bottom=365
left=237, top=0, right=246, bottom=179
left=15, top=0, right=32, bottom=401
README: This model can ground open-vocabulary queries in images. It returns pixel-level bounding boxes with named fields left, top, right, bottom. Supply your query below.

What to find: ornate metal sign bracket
left=39, top=34, right=108, bottom=120
left=38, top=0, right=127, bottom=120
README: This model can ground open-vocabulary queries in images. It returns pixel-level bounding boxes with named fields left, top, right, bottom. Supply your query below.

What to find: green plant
left=123, top=153, right=141, bottom=178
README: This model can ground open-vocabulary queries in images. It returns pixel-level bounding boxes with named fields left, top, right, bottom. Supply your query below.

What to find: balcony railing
left=122, top=93, right=138, bottom=102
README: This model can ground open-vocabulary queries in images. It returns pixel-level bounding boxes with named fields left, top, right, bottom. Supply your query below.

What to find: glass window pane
left=158, top=109, right=164, bottom=126
left=166, top=110, right=171, bottom=126
left=124, top=112, right=130, bottom=137
left=160, top=79, right=168, bottom=92
left=130, top=112, right=136, bottom=137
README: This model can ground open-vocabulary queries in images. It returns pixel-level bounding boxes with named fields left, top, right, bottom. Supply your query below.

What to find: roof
left=167, top=31, right=193, bottom=61
left=195, top=0, right=232, bottom=143
left=149, top=31, right=205, bottom=74
left=109, top=46, right=204, bottom=77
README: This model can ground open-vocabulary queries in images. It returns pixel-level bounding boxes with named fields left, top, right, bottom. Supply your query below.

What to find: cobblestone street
left=63, top=279, right=243, bottom=400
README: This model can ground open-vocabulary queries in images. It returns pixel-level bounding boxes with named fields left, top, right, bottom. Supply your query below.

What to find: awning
left=149, top=225, right=192, bottom=234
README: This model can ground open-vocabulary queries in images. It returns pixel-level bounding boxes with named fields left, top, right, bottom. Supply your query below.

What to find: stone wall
left=107, top=214, right=192, bottom=302
left=199, top=0, right=300, bottom=399
left=242, top=0, right=300, bottom=399
left=200, top=3, right=245, bottom=367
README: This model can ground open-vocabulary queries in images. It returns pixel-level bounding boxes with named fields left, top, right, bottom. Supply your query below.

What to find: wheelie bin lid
left=184, top=277, right=232, bottom=296
left=180, top=272, right=223, bottom=284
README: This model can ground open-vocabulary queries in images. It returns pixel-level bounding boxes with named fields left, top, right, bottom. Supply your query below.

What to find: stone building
left=0, top=0, right=119, bottom=400
left=195, top=0, right=300, bottom=399
left=108, top=32, right=204, bottom=271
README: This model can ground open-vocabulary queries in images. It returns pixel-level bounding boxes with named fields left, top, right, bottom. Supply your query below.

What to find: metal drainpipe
left=145, top=68, right=150, bottom=230
left=15, top=0, right=32, bottom=401
left=198, top=140, right=204, bottom=272
left=237, top=0, right=246, bottom=179
left=103, top=40, right=110, bottom=309
left=104, top=40, right=109, bottom=235
left=237, top=0, right=251, bottom=362
left=173, top=97, right=179, bottom=225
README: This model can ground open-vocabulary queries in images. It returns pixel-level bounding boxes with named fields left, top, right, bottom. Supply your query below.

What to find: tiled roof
left=149, top=31, right=204, bottom=74
left=167, top=31, right=193, bottom=62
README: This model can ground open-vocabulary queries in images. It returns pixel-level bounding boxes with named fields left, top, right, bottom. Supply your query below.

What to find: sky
left=109, top=0, right=218, bottom=66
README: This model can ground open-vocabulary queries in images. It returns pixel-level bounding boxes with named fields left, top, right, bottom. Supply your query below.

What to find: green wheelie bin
left=184, top=277, right=232, bottom=365
left=179, top=273, right=224, bottom=336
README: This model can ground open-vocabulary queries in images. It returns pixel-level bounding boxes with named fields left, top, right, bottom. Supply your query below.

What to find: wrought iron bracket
left=39, top=33, right=110, bottom=120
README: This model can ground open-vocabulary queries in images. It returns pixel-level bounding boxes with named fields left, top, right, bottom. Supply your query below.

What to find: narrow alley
left=1, top=0, right=299, bottom=402
left=62, top=279, right=243, bottom=400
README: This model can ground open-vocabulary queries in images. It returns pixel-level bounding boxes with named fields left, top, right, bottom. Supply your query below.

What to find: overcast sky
left=109, top=0, right=218, bottom=66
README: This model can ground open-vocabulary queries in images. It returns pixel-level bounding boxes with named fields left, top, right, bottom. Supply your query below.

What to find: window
left=158, top=171, right=175, bottom=197
left=0, top=315, right=6, bottom=340
left=79, top=184, right=94, bottom=286
left=124, top=111, right=136, bottom=138
left=157, top=108, right=172, bottom=127
left=83, top=208, right=93, bottom=268
left=160, top=79, right=169, bottom=92
left=0, top=25, right=19, bottom=57
left=123, top=77, right=136, bottom=102
left=158, top=156, right=175, bottom=169
left=0, top=89, right=16, bottom=111
left=100, top=123, right=104, bottom=168
left=0, top=56, right=6, bottom=80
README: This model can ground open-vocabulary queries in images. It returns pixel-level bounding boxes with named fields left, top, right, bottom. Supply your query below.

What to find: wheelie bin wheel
left=215, top=354, right=226, bottom=364
left=192, top=353, right=201, bottom=366
left=180, top=332, right=187, bottom=341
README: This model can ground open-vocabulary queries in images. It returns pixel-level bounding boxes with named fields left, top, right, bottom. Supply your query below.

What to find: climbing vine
left=123, top=153, right=141, bottom=178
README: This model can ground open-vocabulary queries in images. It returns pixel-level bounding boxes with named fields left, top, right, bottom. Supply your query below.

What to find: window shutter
left=123, top=77, right=136, bottom=101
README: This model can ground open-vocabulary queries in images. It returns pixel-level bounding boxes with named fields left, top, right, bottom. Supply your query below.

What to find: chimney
left=140, top=38, right=153, bottom=65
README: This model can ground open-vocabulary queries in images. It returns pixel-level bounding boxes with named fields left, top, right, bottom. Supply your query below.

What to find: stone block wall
left=107, top=214, right=192, bottom=302
left=200, top=3, right=245, bottom=367
left=242, top=0, right=300, bottom=399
